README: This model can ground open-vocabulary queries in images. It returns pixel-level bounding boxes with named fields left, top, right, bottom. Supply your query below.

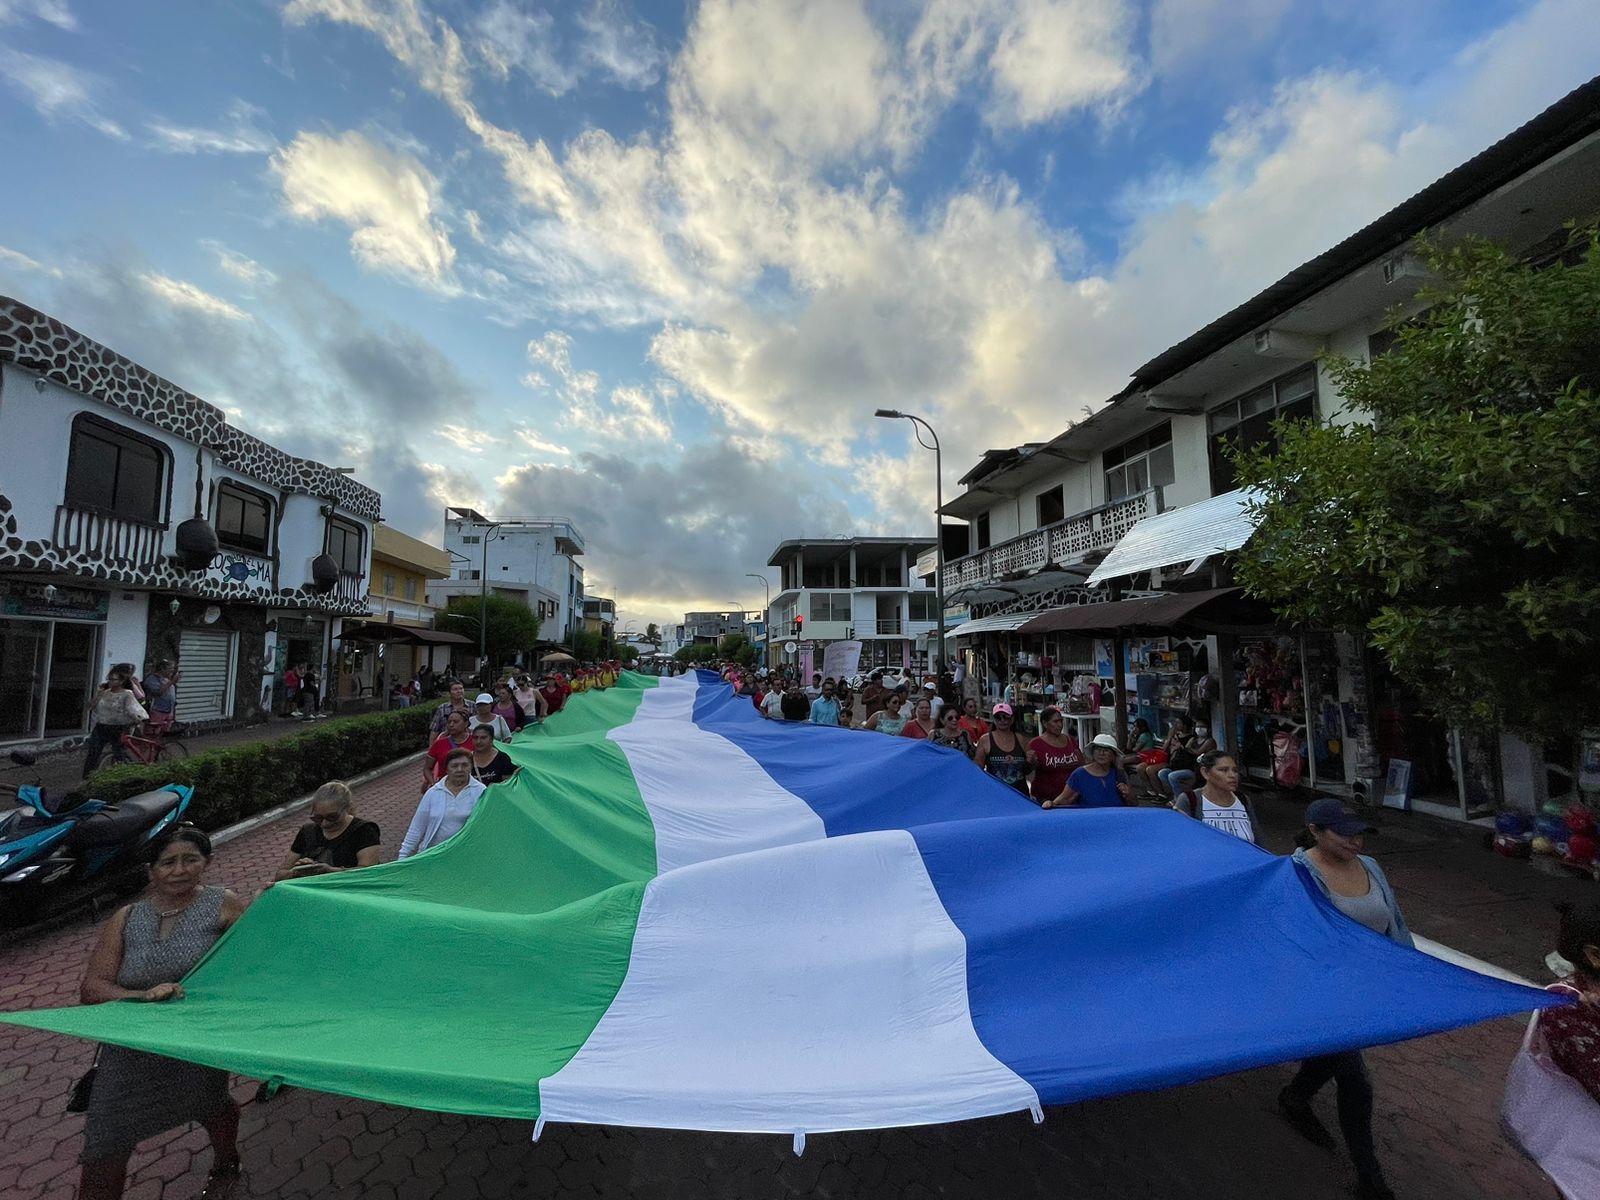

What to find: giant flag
left=2, top=671, right=1559, bottom=1136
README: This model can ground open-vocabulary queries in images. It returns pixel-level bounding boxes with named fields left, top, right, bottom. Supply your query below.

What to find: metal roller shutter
left=177, top=628, right=236, bottom=722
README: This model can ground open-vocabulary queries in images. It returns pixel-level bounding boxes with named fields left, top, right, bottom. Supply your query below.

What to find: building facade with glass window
left=0, top=298, right=380, bottom=747
left=932, top=74, right=1600, bottom=819
left=765, top=536, right=939, bottom=677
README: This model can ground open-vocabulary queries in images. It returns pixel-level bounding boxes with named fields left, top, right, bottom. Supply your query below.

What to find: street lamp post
left=745, top=573, right=770, bottom=667
left=478, top=523, right=503, bottom=676
left=874, top=409, right=946, bottom=676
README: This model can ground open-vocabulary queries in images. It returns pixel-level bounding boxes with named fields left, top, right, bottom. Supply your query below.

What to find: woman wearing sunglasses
left=273, top=781, right=381, bottom=880
left=973, top=703, right=1030, bottom=794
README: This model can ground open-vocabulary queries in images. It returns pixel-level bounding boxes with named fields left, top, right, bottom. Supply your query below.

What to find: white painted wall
left=443, top=522, right=584, bottom=637
left=102, top=591, right=149, bottom=679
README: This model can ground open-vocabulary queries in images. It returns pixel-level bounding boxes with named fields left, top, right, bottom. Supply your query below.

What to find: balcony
left=942, top=490, right=1159, bottom=595
left=52, top=506, right=165, bottom=571
left=871, top=617, right=902, bottom=636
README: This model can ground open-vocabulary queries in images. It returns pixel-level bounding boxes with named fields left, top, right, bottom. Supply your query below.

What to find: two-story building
left=339, top=525, right=458, bottom=700
left=0, top=298, right=379, bottom=745
left=767, top=536, right=939, bottom=678
left=682, top=611, right=746, bottom=647
left=433, top=508, right=585, bottom=648
left=936, top=73, right=1600, bottom=818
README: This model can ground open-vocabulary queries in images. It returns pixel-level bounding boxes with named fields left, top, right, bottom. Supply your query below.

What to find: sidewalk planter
left=82, top=706, right=434, bottom=829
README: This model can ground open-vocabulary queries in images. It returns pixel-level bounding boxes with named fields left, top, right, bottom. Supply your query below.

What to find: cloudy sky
left=1, top=0, right=1595, bottom=629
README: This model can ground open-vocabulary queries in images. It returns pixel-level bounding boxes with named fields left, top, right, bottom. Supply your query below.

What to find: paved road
left=0, top=760, right=1579, bottom=1199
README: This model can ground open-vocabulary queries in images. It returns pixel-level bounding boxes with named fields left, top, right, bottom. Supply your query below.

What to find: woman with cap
left=1026, top=707, right=1084, bottom=806
left=472, top=693, right=513, bottom=742
left=1280, top=797, right=1408, bottom=1200
left=1044, top=734, right=1134, bottom=808
left=974, top=703, right=1030, bottom=794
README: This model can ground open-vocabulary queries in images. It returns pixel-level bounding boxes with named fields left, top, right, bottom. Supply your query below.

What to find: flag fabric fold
left=1, top=670, right=1559, bottom=1134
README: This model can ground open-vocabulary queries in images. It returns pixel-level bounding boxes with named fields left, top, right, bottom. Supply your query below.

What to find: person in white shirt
left=760, top=683, right=785, bottom=720
left=471, top=693, right=513, bottom=742
left=1171, top=751, right=1260, bottom=843
left=82, top=670, right=148, bottom=778
left=399, top=750, right=487, bottom=858
left=921, top=681, right=945, bottom=723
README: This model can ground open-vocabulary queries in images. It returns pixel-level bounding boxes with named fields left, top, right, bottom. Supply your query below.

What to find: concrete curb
left=209, top=751, right=427, bottom=848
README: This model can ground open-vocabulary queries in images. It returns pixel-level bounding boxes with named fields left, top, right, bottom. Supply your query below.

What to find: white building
left=767, top=537, right=939, bottom=677
left=938, top=74, right=1600, bottom=819
left=0, top=297, right=379, bottom=745
left=433, top=508, right=584, bottom=645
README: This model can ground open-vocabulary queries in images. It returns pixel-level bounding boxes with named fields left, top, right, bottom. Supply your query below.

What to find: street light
left=874, top=408, right=946, bottom=676
left=745, top=573, right=770, bottom=666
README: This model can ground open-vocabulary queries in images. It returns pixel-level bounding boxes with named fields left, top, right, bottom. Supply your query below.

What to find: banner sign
left=822, top=640, right=862, bottom=680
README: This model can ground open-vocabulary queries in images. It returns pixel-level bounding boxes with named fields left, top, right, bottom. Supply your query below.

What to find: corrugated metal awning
left=943, top=611, right=1036, bottom=639
left=1085, top=488, right=1262, bottom=586
left=1016, top=587, right=1277, bottom=635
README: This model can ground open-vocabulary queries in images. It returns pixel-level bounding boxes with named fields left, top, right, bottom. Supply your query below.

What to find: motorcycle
left=0, top=751, right=194, bottom=925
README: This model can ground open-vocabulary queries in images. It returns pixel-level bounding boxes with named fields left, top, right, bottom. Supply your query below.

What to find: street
left=0, top=754, right=1581, bottom=1199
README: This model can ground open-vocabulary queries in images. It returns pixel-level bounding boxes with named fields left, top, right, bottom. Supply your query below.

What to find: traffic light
left=793, top=616, right=803, bottom=636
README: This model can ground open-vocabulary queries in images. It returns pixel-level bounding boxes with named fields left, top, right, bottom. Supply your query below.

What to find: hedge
left=83, top=705, right=435, bottom=831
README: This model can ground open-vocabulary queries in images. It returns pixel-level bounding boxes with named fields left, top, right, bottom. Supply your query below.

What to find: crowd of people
left=60, top=663, right=1600, bottom=1200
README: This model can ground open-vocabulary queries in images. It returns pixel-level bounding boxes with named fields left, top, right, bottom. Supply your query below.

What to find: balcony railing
left=943, top=490, right=1159, bottom=594
left=52, top=506, right=166, bottom=570
left=872, top=617, right=902, bottom=635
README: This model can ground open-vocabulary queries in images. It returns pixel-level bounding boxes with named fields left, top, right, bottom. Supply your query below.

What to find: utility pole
left=874, top=409, right=946, bottom=675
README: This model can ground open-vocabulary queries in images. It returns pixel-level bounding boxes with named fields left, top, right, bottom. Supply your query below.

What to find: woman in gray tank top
left=1281, top=799, right=1413, bottom=1200
left=77, top=828, right=247, bottom=1200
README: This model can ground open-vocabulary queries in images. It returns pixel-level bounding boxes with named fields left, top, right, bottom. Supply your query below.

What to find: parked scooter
left=0, top=751, right=193, bottom=925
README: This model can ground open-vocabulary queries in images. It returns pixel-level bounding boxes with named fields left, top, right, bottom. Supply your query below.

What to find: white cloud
left=271, top=129, right=457, bottom=287
left=473, top=3, right=576, bottom=94
left=473, top=0, right=663, bottom=95
left=986, top=0, right=1142, bottom=127
left=0, top=46, right=127, bottom=140
left=0, top=242, right=63, bottom=277
left=575, top=0, right=664, bottom=91
left=138, top=272, right=251, bottom=321
left=149, top=101, right=277, bottom=155
left=0, top=0, right=75, bottom=30
left=204, top=241, right=276, bottom=286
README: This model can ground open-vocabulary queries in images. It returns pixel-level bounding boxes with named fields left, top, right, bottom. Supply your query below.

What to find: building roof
left=1085, top=488, right=1262, bottom=586
left=1132, top=73, right=1600, bottom=389
left=373, top=525, right=452, bottom=578
left=766, top=535, right=937, bottom=566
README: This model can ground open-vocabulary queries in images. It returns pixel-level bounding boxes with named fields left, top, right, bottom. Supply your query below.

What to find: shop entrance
left=1372, top=668, right=1498, bottom=819
left=0, top=617, right=101, bottom=742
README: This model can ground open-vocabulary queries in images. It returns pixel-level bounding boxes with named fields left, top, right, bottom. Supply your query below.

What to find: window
left=976, top=512, right=991, bottom=550
left=1104, top=421, right=1174, bottom=502
left=909, top=593, right=938, bottom=620
left=382, top=573, right=397, bottom=595
left=326, top=516, right=364, bottom=576
left=214, top=481, right=272, bottom=554
left=64, top=414, right=166, bottom=525
left=1207, top=366, right=1316, bottom=492
left=461, top=535, right=480, bottom=545
left=808, top=592, right=852, bottom=622
left=1036, top=485, right=1065, bottom=527
left=404, top=577, right=418, bottom=601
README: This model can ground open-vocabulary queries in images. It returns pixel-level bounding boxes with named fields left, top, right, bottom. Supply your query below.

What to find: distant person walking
left=82, top=670, right=147, bottom=778
left=140, top=659, right=180, bottom=732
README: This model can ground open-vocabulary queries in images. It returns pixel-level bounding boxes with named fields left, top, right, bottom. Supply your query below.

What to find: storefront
left=0, top=581, right=108, bottom=742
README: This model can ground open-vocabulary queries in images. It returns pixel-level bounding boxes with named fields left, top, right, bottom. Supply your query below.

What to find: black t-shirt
left=472, top=750, right=518, bottom=785
left=289, top=817, right=380, bottom=868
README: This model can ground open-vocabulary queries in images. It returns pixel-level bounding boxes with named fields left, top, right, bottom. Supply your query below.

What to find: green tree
left=442, top=595, right=540, bottom=669
left=645, top=622, right=661, bottom=643
left=1233, top=228, right=1600, bottom=741
left=718, top=631, right=757, bottom=667
left=571, top=629, right=602, bottom=661
left=618, top=644, right=639, bottom=663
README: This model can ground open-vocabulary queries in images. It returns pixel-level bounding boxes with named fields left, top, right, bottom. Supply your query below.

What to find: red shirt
left=958, top=716, right=990, bottom=742
left=900, top=721, right=931, bottom=740
left=1542, top=979, right=1600, bottom=1105
left=1029, top=736, right=1084, bottom=803
left=428, top=733, right=470, bottom=780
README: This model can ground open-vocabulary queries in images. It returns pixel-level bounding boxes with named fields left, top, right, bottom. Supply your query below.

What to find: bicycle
left=119, top=720, right=189, bottom=765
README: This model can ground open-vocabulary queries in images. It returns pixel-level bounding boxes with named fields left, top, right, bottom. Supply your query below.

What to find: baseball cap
left=474, top=693, right=495, bottom=705
left=991, top=702, right=1013, bottom=716
left=1090, top=733, right=1120, bottom=751
left=922, top=681, right=936, bottom=690
left=1305, top=797, right=1375, bottom=837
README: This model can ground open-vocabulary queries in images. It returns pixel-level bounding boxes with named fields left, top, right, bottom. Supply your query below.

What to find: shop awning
left=1085, top=488, right=1262, bottom=587
left=339, top=622, right=472, bottom=647
left=1016, top=588, right=1276, bottom=635
left=943, top=611, right=1037, bottom=639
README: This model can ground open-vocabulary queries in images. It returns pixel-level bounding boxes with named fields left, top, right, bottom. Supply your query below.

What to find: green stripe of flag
left=3, top=674, right=663, bottom=1119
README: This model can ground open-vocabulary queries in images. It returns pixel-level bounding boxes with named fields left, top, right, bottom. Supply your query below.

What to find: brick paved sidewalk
left=0, top=761, right=1562, bottom=1200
